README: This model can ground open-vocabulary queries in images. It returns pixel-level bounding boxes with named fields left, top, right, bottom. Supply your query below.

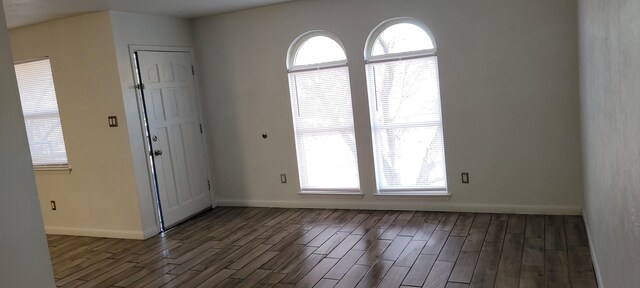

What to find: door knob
left=154, top=149, right=163, bottom=156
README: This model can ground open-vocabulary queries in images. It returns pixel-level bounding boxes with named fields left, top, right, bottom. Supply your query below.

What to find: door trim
left=128, top=45, right=214, bottom=232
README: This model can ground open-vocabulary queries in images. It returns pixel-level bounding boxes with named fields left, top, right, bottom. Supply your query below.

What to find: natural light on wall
left=287, top=32, right=360, bottom=193
left=14, top=58, right=69, bottom=168
left=365, top=19, right=447, bottom=194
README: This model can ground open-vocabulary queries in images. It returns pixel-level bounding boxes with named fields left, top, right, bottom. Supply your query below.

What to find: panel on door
left=137, top=51, right=211, bottom=229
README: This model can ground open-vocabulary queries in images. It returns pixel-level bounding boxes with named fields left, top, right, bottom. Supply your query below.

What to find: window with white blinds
left=365, top=19, right=448, bottom=193
left=287, top=32, right=360, bottom=192
left=14, top=59, right=69, bottom=168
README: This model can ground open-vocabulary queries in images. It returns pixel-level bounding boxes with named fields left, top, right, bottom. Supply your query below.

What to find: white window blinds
left=367, top=56, right=447, bottom=192
left=14, top=59, right=69, bottom=167
left=288, top=66, right=360, bottom=191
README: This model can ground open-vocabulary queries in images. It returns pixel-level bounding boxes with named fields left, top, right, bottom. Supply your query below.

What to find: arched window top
left=366, top=18, right=436, bottom=60
left=287, top=31, right=347, bottom=70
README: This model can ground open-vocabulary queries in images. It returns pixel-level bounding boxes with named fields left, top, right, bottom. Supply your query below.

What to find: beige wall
left=193, top=0, right=583, bottom=213
left=9, top=12, right=144, bottom=238
left=579, top=0, right=640, bottom=286
left=0, top=3, right=56, bottom=287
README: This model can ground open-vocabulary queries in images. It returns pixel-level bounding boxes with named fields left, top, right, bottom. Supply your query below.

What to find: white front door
left=137, top=51, right=211, bottom=229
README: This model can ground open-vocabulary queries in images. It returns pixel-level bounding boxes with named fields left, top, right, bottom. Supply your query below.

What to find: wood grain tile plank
left=402, top=254, right=437, bottom=286
left=356, top=239, right=392, bottom=265
left=380, top=236, right=412, bottom=261
left=421, top=230, right=450, bottom=255
left=334, top=265, right=370, bottom=288
left=395, top=240, right=426, bottom=267
left=545, top=250, right=571, bottom=287
left=437, top=213, right=459, bottom=231
left=445, top=283, right=469, bottom=288
left=182, top=268, right=235, bottom=287
left=280, top=253, right=325, bottom=284
left=469, top=242, right=502, bottom=288
left=519, top=237, right=545, bottom=288
left=494, top=233, right=525, bottom=288
left=398, top=213, right=428, bottom=236
left=339, top=213, right=371, bottom=233
left=380, top=211, right=414, bottom=240
left=413, top=223, right=438, bottom=241
left=235, top=269, right=271, bottom=287
left=293, top=258, right=339, bottom=288
left=450, top=214, right=475, bottom=237
left=231, top=251, right=279, bottom=279
left=377, top=266, right=410, bottom=288
left=423, top=261, right=455, bottom=288
left=261, top=244, right=305, bottom=270
left=437, top=236, right=465, bottom=262
left=315, top=278, right=339, bottom=288
left=255, top=272, right=287, bottom=288
left=326, top=234, right=362, bottom=259
left=448, top=251, right=479, bottom=284
left=315, top=231, right=349, bottom=255
left=355, top=260, right=394, bottom=288
left=325, top=250, right=365, bottom=280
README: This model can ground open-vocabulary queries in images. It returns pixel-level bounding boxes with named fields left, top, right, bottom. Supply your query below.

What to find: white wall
left=0, top=4, right=56, bottom=287
left=193, top=0, right=583, bottom=214
left=109, top=11, right=200, bottom=237
left=9, top=12, right=145, bottom=239
left=579, top=0, right=640, bottom=286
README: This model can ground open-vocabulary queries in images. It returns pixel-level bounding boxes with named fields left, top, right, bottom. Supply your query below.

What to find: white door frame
left=128, top=45, right=214, bottom=231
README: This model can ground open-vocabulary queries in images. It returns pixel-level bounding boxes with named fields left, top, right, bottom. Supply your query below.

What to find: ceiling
left=2, top=0, right=293, bottom=28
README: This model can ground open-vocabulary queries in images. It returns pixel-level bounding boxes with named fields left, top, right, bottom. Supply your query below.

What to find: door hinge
left=207, top=180, right=211, bottom=191
left=199, top=124, right=203, bottom=134
left=191, top=66, right=195, bottom=76
left=135, top=83, right=145, bottom=90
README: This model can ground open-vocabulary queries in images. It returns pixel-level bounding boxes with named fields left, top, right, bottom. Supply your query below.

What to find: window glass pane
left=367, top=56, right=447, bottom=192
left=369, top=57, right=442, bottom=124
left=297, top=131, right=359, bottom=189
left=294, top=36, right=347, bottom=66
left=289, top=66, right=360, bottom=190
left=14, top=59, right=69, bottom=167
left=291, top=68, right=354, bottom=129
left=24, top=117, right=68, bottom=166
left=371, top=23, right=434, bottom=56
left=373, top=126, right=446, bottom=189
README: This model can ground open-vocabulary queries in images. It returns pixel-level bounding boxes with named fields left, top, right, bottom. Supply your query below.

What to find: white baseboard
left=215, top=199, right=582, bottom=215
left=45, top=226, right=145, bottom=240
left=582, top=209, right=604, bottom=287
left=142, top=227, right=160, bottom=239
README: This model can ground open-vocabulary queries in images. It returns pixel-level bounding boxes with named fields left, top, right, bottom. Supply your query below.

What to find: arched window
left=287, top=31, right=360, bottom=192
left=365, top=18, right=447, bottom=194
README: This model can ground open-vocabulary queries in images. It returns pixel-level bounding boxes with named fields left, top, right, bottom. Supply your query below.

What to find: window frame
left=364, top=18, right=449, bottom=195
left=287, top=31, right=348, bottom=72
left=14, top=57, right=71, bottom=172
left=364, top=18, right=438, bottom=63
left=287, top=31, right=362, bottom=194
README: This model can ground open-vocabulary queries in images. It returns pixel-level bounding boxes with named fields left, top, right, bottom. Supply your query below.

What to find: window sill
left=298, top=191, right=364, bottom=196
left=34, top=167, right=72, bottom=175
left=374, top=191, right=450, bottom=199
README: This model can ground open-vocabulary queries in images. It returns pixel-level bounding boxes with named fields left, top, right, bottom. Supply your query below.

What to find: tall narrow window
left=14, top=59, right=69, bottom=168
left=365, top=19, right=447, bottom=194
left=287, top=32, right=360, bottom=193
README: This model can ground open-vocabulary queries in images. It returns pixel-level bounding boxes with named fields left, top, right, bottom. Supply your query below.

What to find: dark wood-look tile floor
left=47, top=207, right=598, bottom=288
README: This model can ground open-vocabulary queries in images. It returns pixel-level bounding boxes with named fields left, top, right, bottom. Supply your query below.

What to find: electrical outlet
left=461, top=172, right=469, bottom=184
left=280, top=173, right=287, bottom=183
left=51, top=201, right=57, bottom=210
